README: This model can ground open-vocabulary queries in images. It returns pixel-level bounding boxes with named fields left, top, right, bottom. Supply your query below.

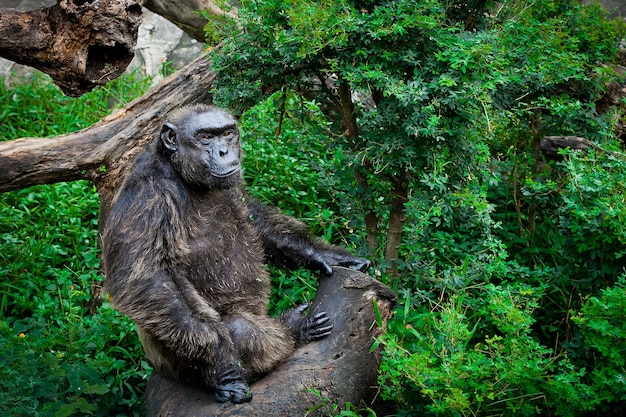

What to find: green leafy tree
left=208, top=0, right=623, bottom=276
left=208, top=0, right=626, bottom=415
left=209, top=0, right=499, bottom=276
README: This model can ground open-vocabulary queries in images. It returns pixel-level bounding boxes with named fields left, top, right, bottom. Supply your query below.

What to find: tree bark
left=143, top=0, right=237, bottom=42
left=539, top=136, right=595, bottom=160
left=145, top=267, right=396, bottom=417
left=384, top=173, right=408, bottom=279
left=337, top=79, right=380, bottom=253
left=0, top=55, right=215, bottom=218
left=0, top=0, right=142, bottom=97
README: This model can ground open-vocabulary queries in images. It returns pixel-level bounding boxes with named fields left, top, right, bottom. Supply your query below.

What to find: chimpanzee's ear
left=160, top=122, right=178, bottom=151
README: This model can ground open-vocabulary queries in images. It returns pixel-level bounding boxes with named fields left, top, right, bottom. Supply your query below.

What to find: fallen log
left=0, top=0, right=143, bottom=97
left=145, top=267, right=397, bottom=417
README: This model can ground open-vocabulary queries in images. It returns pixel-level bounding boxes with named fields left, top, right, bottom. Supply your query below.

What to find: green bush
left=0, top=182, right=150, bottom=417
left=0, top=73, right=150, bottom=416
left=375, top=146, right=626, bottom=415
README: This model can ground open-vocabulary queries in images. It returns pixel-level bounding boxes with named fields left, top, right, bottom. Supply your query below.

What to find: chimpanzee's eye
left=199, top=133, right=214, bottom=144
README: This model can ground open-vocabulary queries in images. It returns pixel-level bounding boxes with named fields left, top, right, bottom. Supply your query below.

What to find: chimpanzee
left=101, top=104, right=370, bottom=404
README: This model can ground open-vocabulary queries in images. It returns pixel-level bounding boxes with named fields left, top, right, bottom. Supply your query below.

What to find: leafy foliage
left=208, top=0, right=626, bottom=415
left=2, top=1, right=626, bottom=416
left=0, top=73, right=150, bottom=416
left=238, top=92, right=353, bottom=315
left=0, top=72, right=149, bottom=138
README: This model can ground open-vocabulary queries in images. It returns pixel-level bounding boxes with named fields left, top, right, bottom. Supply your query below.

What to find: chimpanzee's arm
left=246, top=197, right=371, bottom=274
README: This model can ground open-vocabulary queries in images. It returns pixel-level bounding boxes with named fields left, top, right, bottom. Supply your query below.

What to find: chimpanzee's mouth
left=212, top=167, right=240, bottom=178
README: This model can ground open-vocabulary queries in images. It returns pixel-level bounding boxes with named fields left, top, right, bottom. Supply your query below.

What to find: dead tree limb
left=0, top=0, right=143, bottom=97
left=145, top=267, right=397, bottom=417
left=0, top=55, right=215, bottom=219
left=143, top=0, right=237, bottom=42
left=539, top=136, right=596, bottom=160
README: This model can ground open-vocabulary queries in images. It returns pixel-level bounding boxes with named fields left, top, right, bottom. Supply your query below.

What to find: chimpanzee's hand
left=334, top=256, right=372, bottom=272
left=308, top=251, right=371, bottom=275
left=214, top=368, right=252, bottom=404
left=281, top=303, right=333, bottom=345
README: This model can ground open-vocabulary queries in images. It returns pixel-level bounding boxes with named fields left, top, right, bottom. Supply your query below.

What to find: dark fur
left=102, top=105, right=370, bottom=403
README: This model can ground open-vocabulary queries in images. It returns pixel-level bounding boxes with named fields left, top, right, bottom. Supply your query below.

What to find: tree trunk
left=354, top=169, right=380, bottom=253
left=0, top=0, right=142, bottom=97
left=384, top=174, right=408, bottom=279
left=0, top=55, right=215, bottom=218
left=145, top=267, right=396, bottom=417
left=336, top=79, right=380, bottom=254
